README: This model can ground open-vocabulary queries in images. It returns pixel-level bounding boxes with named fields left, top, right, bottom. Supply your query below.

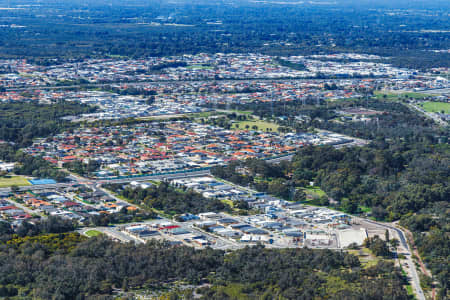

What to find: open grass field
left=228, top=109, right=253, bottom=115
left=186, top=65, right=213, bottom=70
left=189, top=111, right=221, bottom=119
left=405, top=285, right=415, bottom=299
left=421, top=101, right=450, bottom=114
left=0, top=176, right=31, bottom=188
left=348, top=248, right=380, bottom=268
left=221, top=199, right=236, bottom=211
left=233, top=120, right=280, bottom=132
left=303, top=186, right=327, bottom=198
left=374, top=91, right=431, bottom=101
left=85, top=230, right=103, bottom=237
left=359, top=205, right=372, bottom=214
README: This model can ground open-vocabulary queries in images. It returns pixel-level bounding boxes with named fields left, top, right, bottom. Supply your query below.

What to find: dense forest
left=399, top=202, right=449, bottom=299
left=0, top=144, right=68, bottom=181
left=83, top=207, right=157, bottom=227
left=211, top=97, right=449, bottom=218
left=0, top=216, right=78, bottom=242
left=0, top=1, right=447, bottom=298
left=308, top=101, right=439, bottom=141
left=212, top=142, right=449, bottom=218
left=211, top=159, right=300, bottom=201
left=212, top=143, right=449, bottom=297
left=0, top=220, right=410, bottom=299
left=209, top=91, right=450, bottom=297
left=0, top=0, right=449, bottom=69
left=0, top=102, right=95, bottom=147
left=105, top=181, right=231, bottom=216
left=215, top=97, right=442, bottom=142
left=0, top=101, right=96, bottom=181
left=211, top=95, right=450, bottom=298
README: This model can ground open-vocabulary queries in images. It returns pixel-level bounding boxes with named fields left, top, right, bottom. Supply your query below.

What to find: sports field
left=85, top=230, right=103, bottom=237
left=0, top=176, right=31, bottom=188
left=422, top=101, right=450, bottom=114
left=374, top=91, right=430, bottom=100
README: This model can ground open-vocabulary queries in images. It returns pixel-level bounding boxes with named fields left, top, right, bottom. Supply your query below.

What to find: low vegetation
left=0, top=175, right=30, bottom=188
left=421, top=101, right=450, bottom=114
left=84, top=230, right=103, bottom=237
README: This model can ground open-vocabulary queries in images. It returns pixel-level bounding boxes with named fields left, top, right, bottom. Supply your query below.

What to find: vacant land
left=422, top=101, right=450, bottom=114
left=233, top=120, right=280, bottom=132
left=348, top=248, right=380, bottom=268
left=303, top=186, right=327, bottom=198
left=0, top=176, right=31, bottom=188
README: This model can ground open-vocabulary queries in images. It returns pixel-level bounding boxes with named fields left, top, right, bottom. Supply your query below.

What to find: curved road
left=362, top=219, right=425, bottom=300
left=0, top=165, right=426, bottom=300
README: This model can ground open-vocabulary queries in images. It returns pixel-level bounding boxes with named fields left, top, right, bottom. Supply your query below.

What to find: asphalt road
left=5, top=76, right=388, bottom=92
left=96, top=227, right=141, bottom=244
left=6, top=198, right=39, bottom=215
left=408, top=103, right=448, bottom=126
left=415, top=88, right=450, bottom=95
left=1, top=159, right=426, bottom=300
left=0, top=169, right=212, bottom=193
left=361, top=218, right=425, bottom=300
